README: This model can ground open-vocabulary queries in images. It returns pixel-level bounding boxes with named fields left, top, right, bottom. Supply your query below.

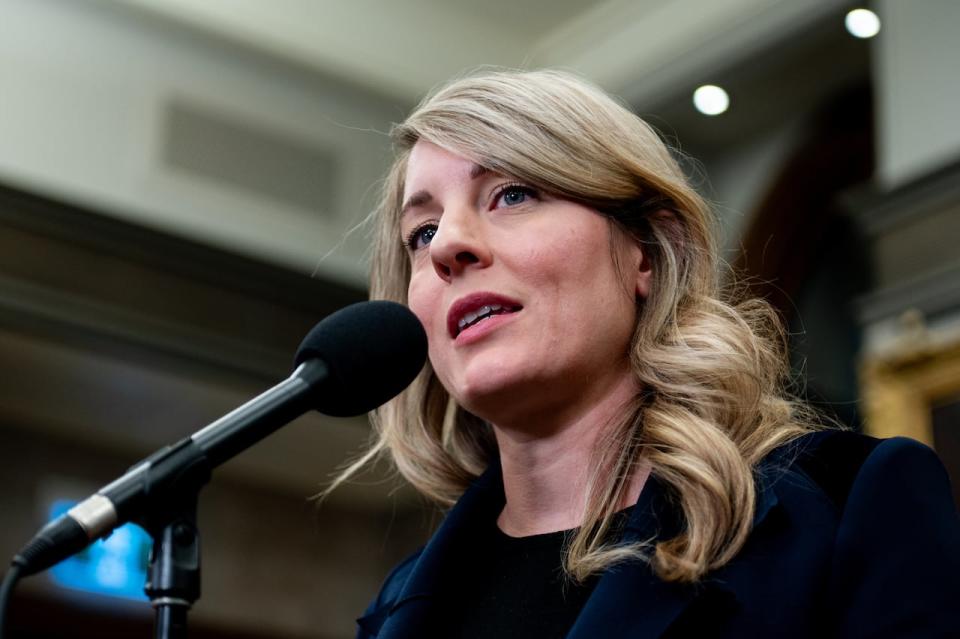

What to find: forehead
left=403, top=141, right=488, bottom=197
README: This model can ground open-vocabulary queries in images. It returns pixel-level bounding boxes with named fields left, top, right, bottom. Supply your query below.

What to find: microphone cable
left=0, top=561, right=23, bottom=639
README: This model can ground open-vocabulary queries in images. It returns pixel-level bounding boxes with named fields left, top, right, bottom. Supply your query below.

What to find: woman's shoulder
left=372, top=547, right=424, bottom=606
left=761, top=430, right=959, bottom=573
left=802, top=431, right=956, bottom=524
left=774, top=431, right=960, bottom=636
left=356, top=547, right=424, bottom=637
left=715, top=432, right=960, bottom=637
left=788, top=430, right=880, bottom=506
left=769, top=430, right=949, bottom=512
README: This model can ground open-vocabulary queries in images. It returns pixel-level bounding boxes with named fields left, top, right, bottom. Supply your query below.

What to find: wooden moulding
left=860, top=331, right=960, bottom=447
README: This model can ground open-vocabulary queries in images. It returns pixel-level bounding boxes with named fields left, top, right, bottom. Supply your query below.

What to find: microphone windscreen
left=294, top=300, right=427, bottom=417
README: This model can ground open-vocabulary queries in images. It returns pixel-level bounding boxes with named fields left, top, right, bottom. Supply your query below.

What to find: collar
left=365, top=457, right=783, bottom=638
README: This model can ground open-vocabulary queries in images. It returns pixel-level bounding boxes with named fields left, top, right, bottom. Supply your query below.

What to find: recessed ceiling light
left=693, top=85, right=729, bottom=116
left=845, top=8, right=881, bottom=39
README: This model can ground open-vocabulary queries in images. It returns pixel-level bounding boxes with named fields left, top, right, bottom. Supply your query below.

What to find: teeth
left=457, top=304, right=506, bottom=332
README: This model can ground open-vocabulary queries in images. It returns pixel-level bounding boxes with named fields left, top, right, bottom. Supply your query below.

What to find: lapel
left=368, top=460, right=783, bottom=639
left=567, top=470, right=781, bottom=638
left=372, top=463, right=505, bottom=639
left=565, top=473, right=693, bottom=638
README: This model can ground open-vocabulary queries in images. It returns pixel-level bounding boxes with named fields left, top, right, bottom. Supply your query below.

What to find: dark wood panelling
left=0, top=182, right=366, bottom=382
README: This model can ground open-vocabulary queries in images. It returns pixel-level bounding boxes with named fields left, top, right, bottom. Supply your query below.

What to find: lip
left=447, top=292, right=523, bottom=340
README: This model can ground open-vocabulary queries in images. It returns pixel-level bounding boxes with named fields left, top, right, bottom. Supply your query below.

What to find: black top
left=443, top=509, right=632, bottom=639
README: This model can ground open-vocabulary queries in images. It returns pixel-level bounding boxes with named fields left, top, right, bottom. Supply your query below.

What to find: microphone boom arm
left=14, top=359, right=327, bottom=577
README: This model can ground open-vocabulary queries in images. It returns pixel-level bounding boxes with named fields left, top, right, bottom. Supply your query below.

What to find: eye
left=492, top=183, right=539, bottom=209
left=404, top=223, right=438, bottom=251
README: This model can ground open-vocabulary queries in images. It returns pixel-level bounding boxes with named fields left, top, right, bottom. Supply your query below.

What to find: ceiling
left=112, top=0, right=860, bottom=117
left=106, top=0, right=873, bottom=198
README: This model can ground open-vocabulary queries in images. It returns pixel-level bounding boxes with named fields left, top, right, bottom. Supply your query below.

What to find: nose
left=429, top=205, right=492, bottom=281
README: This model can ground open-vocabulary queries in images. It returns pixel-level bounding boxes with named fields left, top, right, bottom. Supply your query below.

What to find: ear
left=634, top=244, right=653, bottom=300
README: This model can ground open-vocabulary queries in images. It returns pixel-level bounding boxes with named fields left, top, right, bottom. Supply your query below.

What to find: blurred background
left=1, top=0, right=958, bottom=637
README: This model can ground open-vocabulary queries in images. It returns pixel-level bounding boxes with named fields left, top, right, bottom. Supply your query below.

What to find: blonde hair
left=339, top=69, right=815, bottom=583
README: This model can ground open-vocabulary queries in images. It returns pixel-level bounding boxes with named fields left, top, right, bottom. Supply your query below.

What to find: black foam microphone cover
left=294, top=300, right=427, bottom=417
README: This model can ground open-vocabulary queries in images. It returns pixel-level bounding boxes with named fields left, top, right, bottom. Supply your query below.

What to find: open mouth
left=448, top=294, right=523, bottom=339
left=455, top=303, right=522, bottom=336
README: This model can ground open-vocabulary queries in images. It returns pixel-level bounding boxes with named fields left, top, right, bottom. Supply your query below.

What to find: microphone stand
left=143, top=496, right=201, bottom=639
left=131, top=361, right=327, bottom=637
left=132, top=359, right=329, bottom=637
left=132, top=438, right=212, bottom=639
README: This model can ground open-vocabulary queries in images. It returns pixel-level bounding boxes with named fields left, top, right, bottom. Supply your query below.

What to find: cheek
left=406, top=275, right=434, bottom=330
left=408, top=276, right=455, bottom=389
left=538, top=233, right=634, bottom=321
left=407, top=272, right=448, bottom=365
left=523, top=235, right=591, bottom=290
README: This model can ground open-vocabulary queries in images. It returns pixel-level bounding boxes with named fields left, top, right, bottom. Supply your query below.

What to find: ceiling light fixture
left=693, top=85, right=729, bottom=116
left=845, top=8, right=881, bottom=39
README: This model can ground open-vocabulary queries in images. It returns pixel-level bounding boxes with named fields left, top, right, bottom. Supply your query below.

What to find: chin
left=448, top=361, right=540, bottom=421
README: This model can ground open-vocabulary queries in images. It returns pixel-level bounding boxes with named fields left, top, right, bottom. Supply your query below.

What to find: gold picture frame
left=861, top=334, right=960, bottom=446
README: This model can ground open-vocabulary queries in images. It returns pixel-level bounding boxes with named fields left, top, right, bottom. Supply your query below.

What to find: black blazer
left=357, top=433, right=960, bottom=638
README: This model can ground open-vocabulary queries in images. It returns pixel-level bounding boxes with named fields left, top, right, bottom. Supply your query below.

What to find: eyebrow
left=400, top=163, right=491, bottom=217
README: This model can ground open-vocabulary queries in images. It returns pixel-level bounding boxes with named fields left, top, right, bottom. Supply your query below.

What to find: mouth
left=447, top=293, right=523, bottom=339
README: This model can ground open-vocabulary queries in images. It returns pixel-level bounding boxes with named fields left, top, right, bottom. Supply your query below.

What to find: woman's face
left=401, top=141, right=649, bottom=424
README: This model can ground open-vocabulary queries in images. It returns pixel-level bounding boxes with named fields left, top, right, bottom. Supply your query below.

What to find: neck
left=492, top=371, right=649, bottom=537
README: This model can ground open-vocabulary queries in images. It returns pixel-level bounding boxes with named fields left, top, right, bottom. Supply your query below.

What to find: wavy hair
left=335, top=69, right=816, bottom=583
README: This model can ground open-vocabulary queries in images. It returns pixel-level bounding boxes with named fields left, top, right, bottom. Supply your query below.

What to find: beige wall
left=875, top=0, right=960, bottom=188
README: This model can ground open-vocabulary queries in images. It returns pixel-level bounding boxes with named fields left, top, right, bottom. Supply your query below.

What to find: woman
left=340, top=70, right=960, bottom=638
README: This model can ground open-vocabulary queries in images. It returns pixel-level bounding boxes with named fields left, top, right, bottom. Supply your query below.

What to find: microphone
left=10, top=300, right=427, bottom=577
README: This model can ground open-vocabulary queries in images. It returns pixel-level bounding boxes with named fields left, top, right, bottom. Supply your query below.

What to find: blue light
left=47, top=499, right=152, bottom=601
